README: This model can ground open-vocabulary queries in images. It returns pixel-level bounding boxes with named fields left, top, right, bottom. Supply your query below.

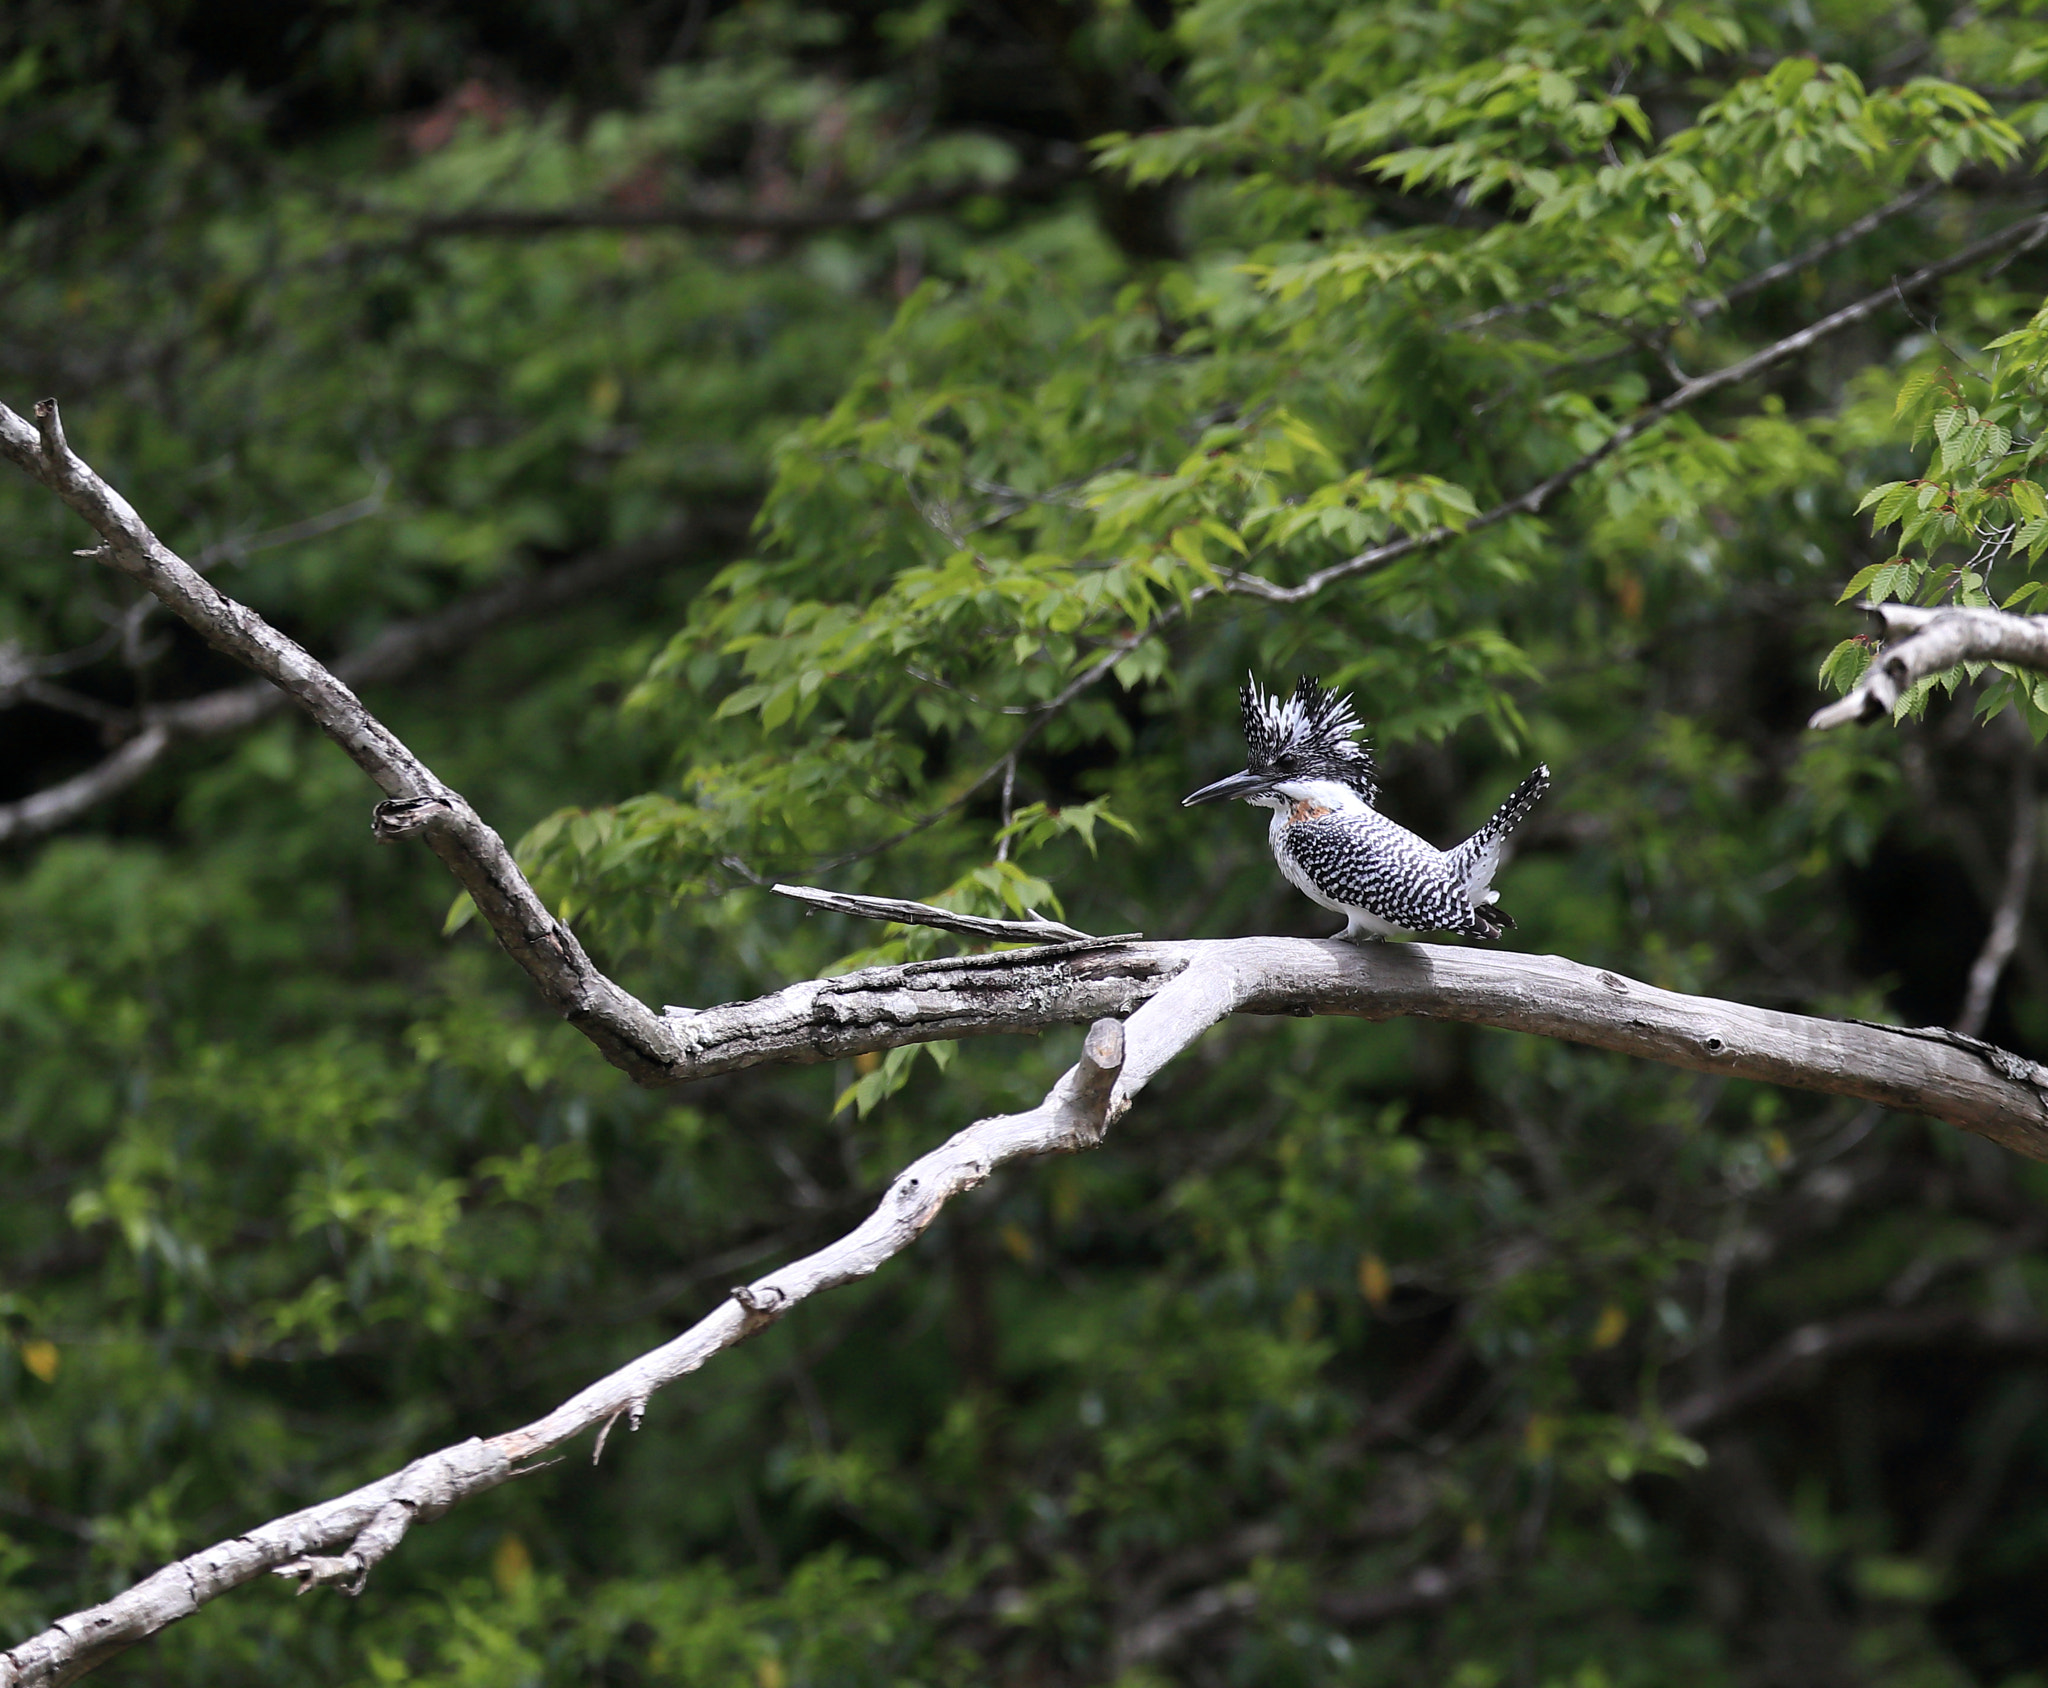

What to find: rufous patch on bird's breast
left=1287, top=799, right=1333, bottom=822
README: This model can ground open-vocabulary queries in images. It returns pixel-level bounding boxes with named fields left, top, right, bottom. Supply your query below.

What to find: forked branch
left=10, top=398, right=2048, bottom=1681
left=15, top=394, right=2040, bottom=1146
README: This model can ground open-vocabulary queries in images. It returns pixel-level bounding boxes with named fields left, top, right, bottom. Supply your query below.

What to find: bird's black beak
left=1182, top=769, right=1270, bottom=807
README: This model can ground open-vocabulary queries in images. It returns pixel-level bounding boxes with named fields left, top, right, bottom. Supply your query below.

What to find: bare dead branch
left=771, top=882, right=1099, bottom=944
left=1919, top=1374, right=2047, bottom=1569
left=0, top=726, right=176, bottom=842
left=8, top=398, right=2048, bottom=1145
left=0, top=397, right=689, bottom=1082
left=1113, top=1537, right=1482, bottom=1665
left=1318, top=1556, right=1488, bottom=1625
left=1113, top=1583, right=1259, bottom=1667
left=1810, top=603, right=2048, bottom=729
left=1902, top=734, right=2048, bottom=1005
left=6, top=678, right=136, bottom=732
left=660, top=936, right=2048, bottom=1155
left=13, top=396, right=2048, bottom=1676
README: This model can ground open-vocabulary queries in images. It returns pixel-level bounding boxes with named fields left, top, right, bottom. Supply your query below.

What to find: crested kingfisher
left=1183, top=676, right=1549, bottom=941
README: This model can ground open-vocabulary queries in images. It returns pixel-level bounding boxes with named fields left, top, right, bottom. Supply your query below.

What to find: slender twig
left=994, top=755, right=1018, bottom=861
left=770, top=882, right=1093, bottom=944
left=1665, top=1306, right=2048, bottom=1431
left=1232, top=202, right=2048, bottom=609
left=1919, top=1374, right=2047, bottom=1569
left=1956, top=721, right=2037, bottom=1039
left=1691, top=182, right=1942, bottom=318
left=1448, top=182, right=1942, bottom=336
left=738, top=203, right=2048, bottom=878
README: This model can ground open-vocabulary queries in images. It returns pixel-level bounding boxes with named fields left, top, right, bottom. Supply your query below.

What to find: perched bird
left=1183, top=676, right=1548, bottom=941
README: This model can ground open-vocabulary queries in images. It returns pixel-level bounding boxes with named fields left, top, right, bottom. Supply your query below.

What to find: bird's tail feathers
left=1484, top=764, right=1550, bottom=842
left=1465, top=904, right=1516, bottom=940
left=1450, top=764, right=1550, bottom=901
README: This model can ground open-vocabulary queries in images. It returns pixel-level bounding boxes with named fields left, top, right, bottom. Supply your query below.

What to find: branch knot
left=371, top=793, right=460, bottom=841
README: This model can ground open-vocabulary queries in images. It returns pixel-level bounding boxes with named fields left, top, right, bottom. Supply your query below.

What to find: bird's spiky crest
left=1240, top=675, right=1377, bottom=799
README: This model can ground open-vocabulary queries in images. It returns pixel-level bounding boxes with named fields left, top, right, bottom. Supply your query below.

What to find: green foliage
left=10, top=0, right=2048, bottom=1684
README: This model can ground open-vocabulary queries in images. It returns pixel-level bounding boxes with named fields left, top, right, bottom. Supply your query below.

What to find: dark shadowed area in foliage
left=9, top=0, right=2048, bottom=1683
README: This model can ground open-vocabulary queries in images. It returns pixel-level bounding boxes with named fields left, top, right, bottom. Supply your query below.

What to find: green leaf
left=1818, top=637, right=1874, bottom=693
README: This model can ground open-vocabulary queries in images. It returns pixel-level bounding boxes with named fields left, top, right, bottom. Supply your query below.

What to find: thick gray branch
left=1810, top=603, right=2048, bottom=729
left=0, top=401, right=2041, bottom=1146
left=664, top=937, right=2048, bottom=1158
left=52, top=926, right=2013, bottom=1678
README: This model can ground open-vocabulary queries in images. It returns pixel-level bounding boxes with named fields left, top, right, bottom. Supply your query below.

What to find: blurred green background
left=7, top=0, right=2048, bottom=1682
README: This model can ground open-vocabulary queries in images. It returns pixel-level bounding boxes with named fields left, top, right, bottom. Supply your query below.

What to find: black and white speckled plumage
left=1274, top=765, right=1549, bottom=940
left=1186, top=677, right=1549, bottom=942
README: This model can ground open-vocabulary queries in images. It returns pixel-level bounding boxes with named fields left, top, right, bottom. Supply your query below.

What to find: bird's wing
left=1283, top=811, right=1473, bottom=933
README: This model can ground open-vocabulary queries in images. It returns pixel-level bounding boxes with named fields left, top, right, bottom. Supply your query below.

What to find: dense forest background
left=7, top=0, right=2048, bottom=1682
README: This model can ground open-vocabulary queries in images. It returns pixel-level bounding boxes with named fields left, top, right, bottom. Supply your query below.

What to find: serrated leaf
left=1895, top=673, right=1942, bottom=719
left=1871, top=482, right=1918, bottom=528
left=1818, top=637, right=1874, bottom=692
left=1893, top=369, right=1937, bottom=420
left=1864, top=559, right=1921, bottom=603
